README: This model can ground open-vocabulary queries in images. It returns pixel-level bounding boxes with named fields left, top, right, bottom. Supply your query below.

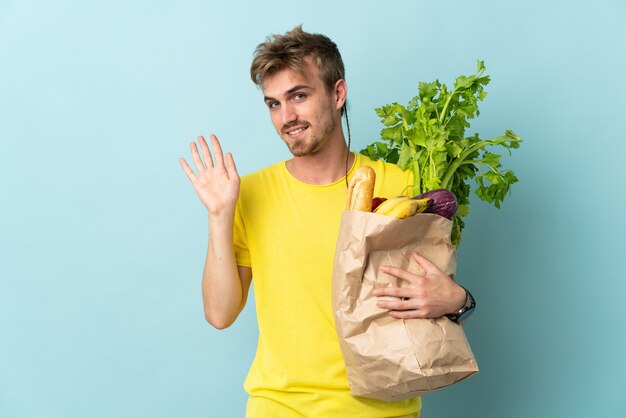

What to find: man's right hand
left=180, top=134, right=250, bottom=329
left=179, top=134, right=240, bottom=217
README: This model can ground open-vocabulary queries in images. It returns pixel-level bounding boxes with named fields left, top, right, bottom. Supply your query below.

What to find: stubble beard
left=283, top=113, right=337, bottom=158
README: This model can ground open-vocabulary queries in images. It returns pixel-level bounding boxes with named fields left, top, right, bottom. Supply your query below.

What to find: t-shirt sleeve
left=233, top=198, right=252, bottom=268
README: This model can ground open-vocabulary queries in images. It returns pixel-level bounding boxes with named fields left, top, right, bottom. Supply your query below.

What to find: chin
left=285, top=139, right=320, bottom=157
left=289, top=147, right=311, bottom=158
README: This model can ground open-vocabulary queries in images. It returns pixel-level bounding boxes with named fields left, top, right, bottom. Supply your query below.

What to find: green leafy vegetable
left=361, top=60, right=522, bottom=246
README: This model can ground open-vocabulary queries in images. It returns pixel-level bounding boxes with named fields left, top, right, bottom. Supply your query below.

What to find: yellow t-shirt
left=233, top=153, right=421, bottom=418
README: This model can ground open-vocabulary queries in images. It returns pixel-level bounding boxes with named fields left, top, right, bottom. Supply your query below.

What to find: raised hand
left=179, top=134, right=240, bottom=218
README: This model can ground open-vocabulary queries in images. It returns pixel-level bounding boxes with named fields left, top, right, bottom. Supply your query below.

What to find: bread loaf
left=345, top=166, right=375, bottom=211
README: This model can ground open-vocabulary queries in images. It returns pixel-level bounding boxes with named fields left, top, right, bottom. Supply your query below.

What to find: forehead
left=261, top=57, right=323, bottom=97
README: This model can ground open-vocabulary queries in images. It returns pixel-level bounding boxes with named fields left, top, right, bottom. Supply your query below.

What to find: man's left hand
left=373, top=251, right=467, bottom=319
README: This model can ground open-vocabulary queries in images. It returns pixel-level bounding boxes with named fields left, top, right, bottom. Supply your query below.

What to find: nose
left=280, top=102, right=298, bottom=125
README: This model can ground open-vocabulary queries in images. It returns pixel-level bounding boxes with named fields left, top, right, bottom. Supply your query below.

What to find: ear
left=333, top=79, right=348, bottom=110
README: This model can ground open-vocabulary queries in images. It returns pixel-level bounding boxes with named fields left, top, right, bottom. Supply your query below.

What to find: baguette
left=346, top=166, right=376, bottom=211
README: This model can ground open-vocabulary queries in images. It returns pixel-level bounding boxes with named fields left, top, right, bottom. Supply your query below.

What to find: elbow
left=207, top=318, right=232, bottom=330
left=204, top=309, right=235, bottom=330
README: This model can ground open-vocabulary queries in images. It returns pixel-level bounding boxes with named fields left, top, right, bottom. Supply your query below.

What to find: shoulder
left=357, top=154, right=407, bottom=176
left=240, top=160, right=285, bottom=187
left=238, top=160, right=289, bottom=205
left=355, top=153, right=413, bottom=197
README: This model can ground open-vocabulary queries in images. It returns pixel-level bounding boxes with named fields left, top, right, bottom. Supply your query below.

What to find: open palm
left=180, top=134, right=240, bottom=217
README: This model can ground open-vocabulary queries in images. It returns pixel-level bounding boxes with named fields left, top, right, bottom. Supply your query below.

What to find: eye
left=293, top=93, right=306, bottom=101
left=267, top=100, right=280, bottom=109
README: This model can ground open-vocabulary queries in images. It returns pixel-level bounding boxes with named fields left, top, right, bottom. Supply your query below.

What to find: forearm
left=202, top=213, right=244, bottom=329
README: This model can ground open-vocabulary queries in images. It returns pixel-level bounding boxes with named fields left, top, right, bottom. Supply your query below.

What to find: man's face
left=262, top=57, right=341, bottom=157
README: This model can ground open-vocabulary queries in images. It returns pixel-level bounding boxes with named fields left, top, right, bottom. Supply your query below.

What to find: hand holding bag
left=331, top=210, right=478, bottom=401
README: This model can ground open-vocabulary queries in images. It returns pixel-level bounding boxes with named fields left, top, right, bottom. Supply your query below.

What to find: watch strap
left=446, top=286, right=475, bottom=324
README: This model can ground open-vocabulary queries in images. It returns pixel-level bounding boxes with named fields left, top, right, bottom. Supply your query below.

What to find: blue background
left=1, top=0, right=624, bottom=417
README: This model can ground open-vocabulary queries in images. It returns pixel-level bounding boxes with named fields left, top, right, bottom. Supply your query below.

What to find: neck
left=285, top=130, right=355, bottom=185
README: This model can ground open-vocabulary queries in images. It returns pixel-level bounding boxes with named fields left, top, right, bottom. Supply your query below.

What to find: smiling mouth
left=284, top=125, right=309, bottom=136
left=287, top=127, right=306, bottom=135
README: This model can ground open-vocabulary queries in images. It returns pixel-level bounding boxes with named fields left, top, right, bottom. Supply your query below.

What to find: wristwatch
left=446, top=286, right=476, bottom=324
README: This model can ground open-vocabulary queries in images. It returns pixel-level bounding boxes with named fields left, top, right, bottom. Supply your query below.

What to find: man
left=180, top=26, right=473, bottom=418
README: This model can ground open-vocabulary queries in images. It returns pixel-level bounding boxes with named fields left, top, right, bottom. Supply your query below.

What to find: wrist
left=208, top=203, right=236, bottom=219
left=208, top=206, right=235, bottom=223
left=451, top=284, right=468, bottom=314
left=446, top=286, right=476, bottom=324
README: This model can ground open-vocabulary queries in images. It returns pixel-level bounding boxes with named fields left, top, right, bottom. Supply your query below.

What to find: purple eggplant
left=412, top=189, right=458, bottom=219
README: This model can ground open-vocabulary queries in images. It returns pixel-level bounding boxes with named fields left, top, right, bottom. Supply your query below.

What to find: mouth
left=284, top=125, right=309, bottom=138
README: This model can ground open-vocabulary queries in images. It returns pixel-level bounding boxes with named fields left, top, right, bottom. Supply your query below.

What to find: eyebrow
left=264, top=85, right=313, bottom=102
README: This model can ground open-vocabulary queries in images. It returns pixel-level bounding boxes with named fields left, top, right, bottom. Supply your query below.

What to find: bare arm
left=203, top=214, right=252, bottom=329
left=180, top=134, right=251, bottom=329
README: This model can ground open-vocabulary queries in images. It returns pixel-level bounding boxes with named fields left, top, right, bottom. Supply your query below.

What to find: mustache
left=281, top=121, right=310, bottom=134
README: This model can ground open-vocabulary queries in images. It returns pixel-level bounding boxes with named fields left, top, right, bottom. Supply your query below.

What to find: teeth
left=288, top=127, right=306, bottom=135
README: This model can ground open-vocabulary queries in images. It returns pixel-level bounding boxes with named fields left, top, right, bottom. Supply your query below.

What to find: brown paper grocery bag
left=332, top=210, right=478, bottom=401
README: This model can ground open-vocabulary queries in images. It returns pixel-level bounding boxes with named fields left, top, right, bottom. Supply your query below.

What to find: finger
left=190, top=141, right=206, bottom=173
left=198, top=135, right=214, bottom=169
left=373, top=286, right=413, bottom=298
left=210, top=134, right=226, bottom=170
left=410, top=252, right=439, bottom=274
left=224, top=152, right=240, bottom=180
left=179, top=158, right=197, bottom=183
left=379, top=265, right=422, bottom=284
left=388, top=309, right=429, bottom=319
left=376, top=298, right=414, bottom=311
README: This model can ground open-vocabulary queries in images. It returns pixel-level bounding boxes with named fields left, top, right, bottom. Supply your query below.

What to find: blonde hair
left=250, top=25, right=345, bottom=93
